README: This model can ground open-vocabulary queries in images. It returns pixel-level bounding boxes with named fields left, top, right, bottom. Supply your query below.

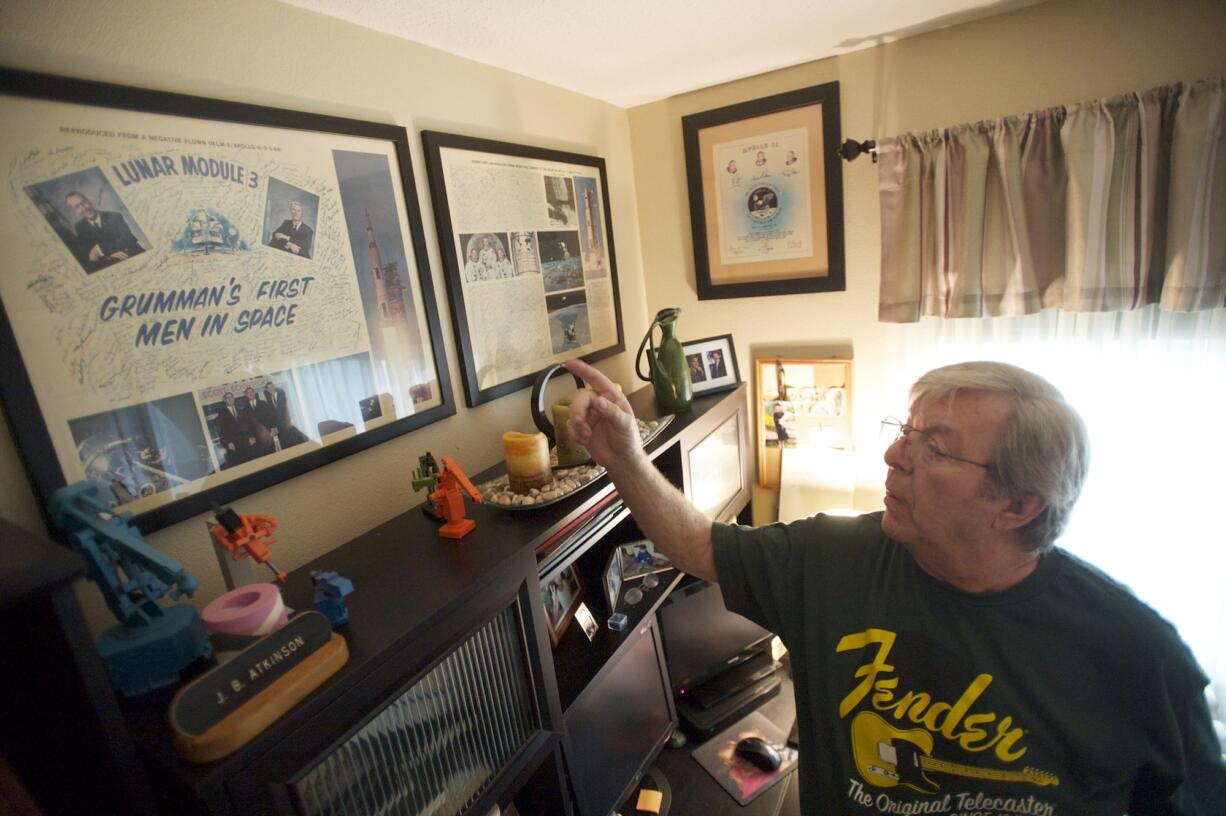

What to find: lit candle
left=503, top=431, right=551, bottom=494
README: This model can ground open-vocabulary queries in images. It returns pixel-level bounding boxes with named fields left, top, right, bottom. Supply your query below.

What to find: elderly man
left=269, top=200, right=313, bottom=259
left=65, top=191, right=143, bottom=271
left=564, top=358, right=1225, bottom=814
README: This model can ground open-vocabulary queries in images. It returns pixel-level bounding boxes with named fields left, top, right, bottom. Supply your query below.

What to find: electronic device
left=563, top=617, right=676, bottom=816
left=659, top=579, right=774, bottom=696
left=734, top=736, right=782, bottom=772
left=688, top=651, right=779, bottom=711
left=675, top=672, right=781, bottom=739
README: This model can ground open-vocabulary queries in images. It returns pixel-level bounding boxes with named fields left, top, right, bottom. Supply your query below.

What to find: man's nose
left=883, top=433, right=911, bottom=471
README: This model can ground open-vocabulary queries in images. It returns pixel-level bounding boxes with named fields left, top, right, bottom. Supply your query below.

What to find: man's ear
left=993, top=493, right=1046, bottom=533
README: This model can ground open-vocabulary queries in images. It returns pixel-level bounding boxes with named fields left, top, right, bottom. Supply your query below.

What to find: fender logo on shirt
left=836, top=628, right=1028, bottom=763
left=850, top=711, right=1059, bottom=792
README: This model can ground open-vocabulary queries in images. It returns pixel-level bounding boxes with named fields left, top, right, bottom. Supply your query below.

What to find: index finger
left=564, top=358, right=629, bottom=408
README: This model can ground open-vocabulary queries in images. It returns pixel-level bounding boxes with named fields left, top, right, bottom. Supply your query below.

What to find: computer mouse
left=734, top=736, right=782, bottom=772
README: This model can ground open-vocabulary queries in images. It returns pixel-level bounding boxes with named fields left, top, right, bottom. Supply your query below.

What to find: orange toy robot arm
left=439, top=456, right=483, bottom=503
left=210, top=507, right=286, bottom=582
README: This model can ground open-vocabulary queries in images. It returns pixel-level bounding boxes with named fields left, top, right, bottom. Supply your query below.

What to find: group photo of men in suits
left=209, top=379, right=309, bottom=470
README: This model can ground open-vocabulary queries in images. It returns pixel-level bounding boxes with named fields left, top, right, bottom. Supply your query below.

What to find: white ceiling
left=283, top=0, right=1049, bottom=108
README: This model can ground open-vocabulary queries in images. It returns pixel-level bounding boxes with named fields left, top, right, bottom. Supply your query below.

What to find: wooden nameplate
left=170, top=611, right=348, bottom=763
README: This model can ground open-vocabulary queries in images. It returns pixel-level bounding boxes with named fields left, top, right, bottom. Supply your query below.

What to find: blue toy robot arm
left=49, top=482, right=199, bottom=627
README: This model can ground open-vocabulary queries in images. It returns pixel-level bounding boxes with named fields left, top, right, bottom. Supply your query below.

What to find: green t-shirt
left=712, top=512, right=1226, bottom=815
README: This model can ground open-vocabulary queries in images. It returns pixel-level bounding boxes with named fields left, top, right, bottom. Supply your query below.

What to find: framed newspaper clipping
left=683, top=82, right=846, bottom=300
left=421, top=131, right=625, bottom=407
left=0, top=68, right=454, bottom=533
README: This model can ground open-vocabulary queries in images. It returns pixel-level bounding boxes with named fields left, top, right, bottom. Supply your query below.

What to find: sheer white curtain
left=873, top=75, right=1226, bottom=743
left=883, top=306, right=1226, bottom=713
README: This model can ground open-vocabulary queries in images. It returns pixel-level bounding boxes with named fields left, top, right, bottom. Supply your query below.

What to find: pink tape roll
left=201, top=583, right=288, bottom=636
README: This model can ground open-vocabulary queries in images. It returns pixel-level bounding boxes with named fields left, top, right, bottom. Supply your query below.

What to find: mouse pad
left=691, top=710, right=799, bottom=805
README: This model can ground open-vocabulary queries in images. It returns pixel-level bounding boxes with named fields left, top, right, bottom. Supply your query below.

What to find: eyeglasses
left=880, top=417, right=993, bottom=470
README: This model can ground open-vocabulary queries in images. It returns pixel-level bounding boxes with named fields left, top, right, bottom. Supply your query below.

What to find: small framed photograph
left=755, top=357, right=852, bottom=488
left=618, top=540, right=672, bottom=582
left=682, top=334, right=740, bottom=396
left=541, top=564, right=585, bottom=647
left=574, top=603, right=599, bottom=641
left=603, top=547, right=624, bottom=611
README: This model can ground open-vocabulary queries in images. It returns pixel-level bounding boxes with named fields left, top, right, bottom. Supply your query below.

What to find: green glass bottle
left=636, top=307, right=692, bottom=412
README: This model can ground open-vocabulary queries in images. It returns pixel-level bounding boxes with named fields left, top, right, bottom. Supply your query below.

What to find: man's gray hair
left=910, top=361, right=1089, bottom=553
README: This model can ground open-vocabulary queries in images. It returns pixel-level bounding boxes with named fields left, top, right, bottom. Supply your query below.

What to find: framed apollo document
left=0, top=68, right=454, bottom=533
left=683, top=82, right=846, bottom=300
left=421, top=131, right=625, bottom=407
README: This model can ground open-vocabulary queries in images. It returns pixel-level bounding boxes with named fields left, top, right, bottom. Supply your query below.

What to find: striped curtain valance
left=877, top=77, right=1225, bottom=323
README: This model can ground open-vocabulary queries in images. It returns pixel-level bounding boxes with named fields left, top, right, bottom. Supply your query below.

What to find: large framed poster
left=682, top=82, right=845, bottom=300
left=421, top=131, right=624, bottom=407
left=0, top=69, right=454, bottom=533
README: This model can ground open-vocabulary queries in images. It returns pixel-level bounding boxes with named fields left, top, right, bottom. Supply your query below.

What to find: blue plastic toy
left=311, top=570, right=354, bottom=627
left=48, top=482, right=212, bottom=696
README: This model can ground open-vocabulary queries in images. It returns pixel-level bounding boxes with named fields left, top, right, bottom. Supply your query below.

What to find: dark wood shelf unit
left=101, top=382, right=751, bottom=815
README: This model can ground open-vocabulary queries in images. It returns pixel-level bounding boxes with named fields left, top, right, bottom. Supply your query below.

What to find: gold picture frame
left=755, top=358, right=852, bottom=489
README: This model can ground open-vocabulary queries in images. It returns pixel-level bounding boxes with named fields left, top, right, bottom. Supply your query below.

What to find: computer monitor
left=659, top=579, right=773, bottom=694
left=564, top=616, right=676, bottom=816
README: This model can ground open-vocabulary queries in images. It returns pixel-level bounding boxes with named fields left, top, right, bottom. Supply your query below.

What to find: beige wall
left=0, top=0, right=649, bottom=628
left=626, top=0, right=1226, bottom=514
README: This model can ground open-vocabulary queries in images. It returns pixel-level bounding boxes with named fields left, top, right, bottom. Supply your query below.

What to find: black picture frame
left=682, top=82, right=846, bottom=300
left=0, top=68, right=454, bottom=534
left=420, top=131, right=625, bottom=407
left=681, top=333, right=740, bottom=396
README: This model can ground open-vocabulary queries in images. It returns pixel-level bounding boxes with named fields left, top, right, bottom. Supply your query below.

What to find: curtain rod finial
left=839, top=138, right=877, bottom=163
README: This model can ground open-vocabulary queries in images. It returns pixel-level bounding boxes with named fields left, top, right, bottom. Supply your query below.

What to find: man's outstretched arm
left=564, top=359, right=717, bottom=582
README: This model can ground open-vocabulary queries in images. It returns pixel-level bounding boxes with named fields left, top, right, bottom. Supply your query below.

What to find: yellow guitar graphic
left=851, top=711, right=1059, bottom=793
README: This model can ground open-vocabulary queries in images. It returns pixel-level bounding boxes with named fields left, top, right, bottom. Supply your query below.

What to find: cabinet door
left=291, top=601, right=541, bottom=814
left=228, top=556, right=564, bottom=815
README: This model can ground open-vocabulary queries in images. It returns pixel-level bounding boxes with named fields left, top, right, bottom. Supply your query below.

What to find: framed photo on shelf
left=682, top=82, right=845, bottom=300
left=682, top=333, right=740, bottom=396
left=755, top=357, right=852, bottom=489
left=420, top=131, right=625, bottom=407
left=573, top=603, right=599, bottom=641
left=603, top=547, right=623, bottom=611
left=618, top=540, right=672, bottom=581
left=541, top=564, right=585, bottom=647
left=0, top=68, right=453, bottom=533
